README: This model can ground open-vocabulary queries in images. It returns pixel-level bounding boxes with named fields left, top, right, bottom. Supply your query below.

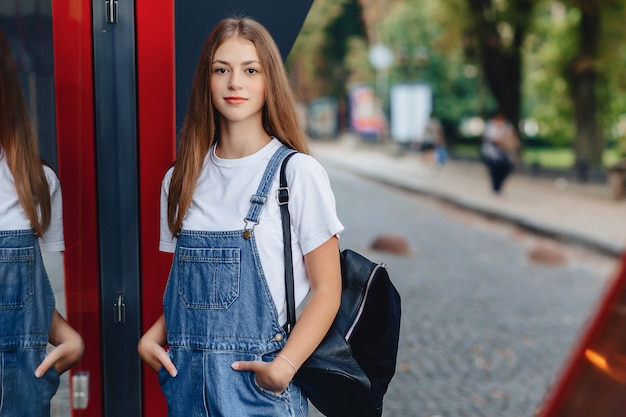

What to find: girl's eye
left=246, top=68, right=259, bottom=74
left=214, top=67, right=227, bottom=74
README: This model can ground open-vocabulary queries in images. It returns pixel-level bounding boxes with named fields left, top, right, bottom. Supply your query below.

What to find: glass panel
left=44, top=253, right=71, bottom=416
left=0, top=1, right=57, bottom=169
left=1, top=1, right=69, bottom=415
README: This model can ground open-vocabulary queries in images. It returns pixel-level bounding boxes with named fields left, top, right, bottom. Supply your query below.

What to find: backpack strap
left=278, top=152, right=298, bottom=333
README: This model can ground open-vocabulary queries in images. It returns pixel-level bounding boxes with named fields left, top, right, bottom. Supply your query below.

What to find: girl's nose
left=228, top=72, right=241, bottom=89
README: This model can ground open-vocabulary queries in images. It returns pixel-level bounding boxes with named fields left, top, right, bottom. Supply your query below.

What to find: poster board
left=390, top=82, right=432, bottom=144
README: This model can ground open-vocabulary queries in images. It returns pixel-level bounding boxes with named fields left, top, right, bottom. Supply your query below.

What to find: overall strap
left=243, top=146, right=296, bottom=237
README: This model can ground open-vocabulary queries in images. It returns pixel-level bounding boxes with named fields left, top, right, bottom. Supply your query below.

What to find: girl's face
left=210, top=36, right=266, bottom=126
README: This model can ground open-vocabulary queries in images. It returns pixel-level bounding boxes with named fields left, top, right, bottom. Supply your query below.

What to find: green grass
left=522, top=148, right=574, bottom=169
left=451, top=144, right=624, bottom=170
left=523, top=148, right=623, bottom=169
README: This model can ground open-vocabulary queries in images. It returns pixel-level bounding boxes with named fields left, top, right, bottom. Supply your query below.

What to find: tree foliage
left=524, top=0, right=626, bottom=167
left=288, top=0, right=626, bottom=167
left=377, top=0, right=489, bottom=128
left=287, top=0, right=365, bottom=101
left=452, top=0, right=537, bottom=130
left=595, top=0, right=626, bottom=159
left=523, top=3, right=578, bottom=146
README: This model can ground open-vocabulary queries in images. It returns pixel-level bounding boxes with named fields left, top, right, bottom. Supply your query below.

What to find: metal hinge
left=106, top=0, right=118, bottom=24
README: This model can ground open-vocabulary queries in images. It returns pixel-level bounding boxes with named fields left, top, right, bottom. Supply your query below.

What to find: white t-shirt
left=0, top=148, right=65, bottom=252
left=160, top=138, right=344, bottom=324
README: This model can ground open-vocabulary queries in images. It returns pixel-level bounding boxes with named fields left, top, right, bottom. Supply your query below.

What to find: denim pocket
left=157, top=348, right=173, bottom=384
left=178, top=247, right=240, bottom=309
left=0, top=349, right=59, bottom=415
left=248, top=353, right=289, bottom=400
left=37, top=350, right=60, bottom=402
left=0, top=246, right=34, bottom=310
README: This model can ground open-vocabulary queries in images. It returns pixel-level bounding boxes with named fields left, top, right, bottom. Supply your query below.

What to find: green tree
left=288, top=0, right=366, bottom=101
left=524, top=0, right=626, bottom=169
left=376, top=0, right=489, bottom=129
left=523, top=2, right=576, bottom=146
left=600, top=1, right=626, bottom=158
left=593, top=0, right=626, bottom=163
left=289, top=0, right=626, bottom=168
left=600, top=0, right=626, bottom=159
left=565, top=0, right=603, bottom=171
left=455, top=0, right=537, bottom=130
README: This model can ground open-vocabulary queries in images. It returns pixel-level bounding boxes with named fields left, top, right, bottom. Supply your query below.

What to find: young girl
left=0, top=31, right=84, bottom=416
left=138, top=17, right=343, bottom=416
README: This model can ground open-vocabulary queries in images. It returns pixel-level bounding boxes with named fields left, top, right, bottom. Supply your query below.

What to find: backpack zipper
left=345, top=263, right=387, bottom=340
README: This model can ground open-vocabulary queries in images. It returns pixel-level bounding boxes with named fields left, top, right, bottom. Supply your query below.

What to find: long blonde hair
left=0, top=32, right=51, bottom=236
left=168, top=17, right=309, bottom=235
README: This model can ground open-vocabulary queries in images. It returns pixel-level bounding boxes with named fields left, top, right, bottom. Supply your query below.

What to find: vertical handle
left=114, top=293, right=126, bottom=323
left=106, top=0, right=118, bottom=24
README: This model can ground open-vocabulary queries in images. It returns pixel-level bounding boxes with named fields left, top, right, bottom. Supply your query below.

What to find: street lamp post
left=368, top=43, right=393, bottom=115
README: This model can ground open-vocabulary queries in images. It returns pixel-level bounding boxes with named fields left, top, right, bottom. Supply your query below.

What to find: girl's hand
left=137, top=337, right=177, bottom=377
left=137, top=314, right=178, bottom=377
left=35, top=334, right=84, bottom=377
left=36, top=310, right=85, bottom=377
left=231, top=356, right=296, bottom=394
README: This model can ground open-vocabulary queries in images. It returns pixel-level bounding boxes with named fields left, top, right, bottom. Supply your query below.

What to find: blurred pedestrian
left=425, top=117, right=447, bottom=168
left=480, top=111, right=520, bottom=193
left=137, top=17, right=344, bottom=416
left=0, top=31, right=84, bottom=417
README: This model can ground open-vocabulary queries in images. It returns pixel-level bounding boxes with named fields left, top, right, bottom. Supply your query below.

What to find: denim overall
left=160, top=146, right=308, bottom=417
left=0, top=229, right=59, bottom=417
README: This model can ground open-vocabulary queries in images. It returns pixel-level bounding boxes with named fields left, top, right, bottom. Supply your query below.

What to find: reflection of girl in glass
left=0, top=31, right=84, bottom=416
left=138, top=17, right=344, bottom=416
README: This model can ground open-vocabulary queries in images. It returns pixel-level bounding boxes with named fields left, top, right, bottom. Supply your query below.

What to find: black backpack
left=279, top=151, right=402, bottom=417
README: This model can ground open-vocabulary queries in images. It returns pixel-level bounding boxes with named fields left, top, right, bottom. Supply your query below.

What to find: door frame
left=91, top=0, right=143, bottom=415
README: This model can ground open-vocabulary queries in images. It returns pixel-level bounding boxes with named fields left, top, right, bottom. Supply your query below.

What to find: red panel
left=539, top=253, right=626, bottom=417
left=51, top=2, right=102, bottom=416
left=136, top=0, right=176, bottom=415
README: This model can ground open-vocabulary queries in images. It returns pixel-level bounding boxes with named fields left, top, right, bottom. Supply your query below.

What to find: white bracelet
left=276, top=354, right=297, bottom=372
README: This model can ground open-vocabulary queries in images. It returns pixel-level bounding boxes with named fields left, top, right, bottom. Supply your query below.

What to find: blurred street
left=311, top=134, right=626, bottom=258
left=308, top=134, right=622, bottom=417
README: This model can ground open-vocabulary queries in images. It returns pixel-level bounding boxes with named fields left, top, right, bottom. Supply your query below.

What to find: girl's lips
left=224, top=97, right=247, bottom=104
